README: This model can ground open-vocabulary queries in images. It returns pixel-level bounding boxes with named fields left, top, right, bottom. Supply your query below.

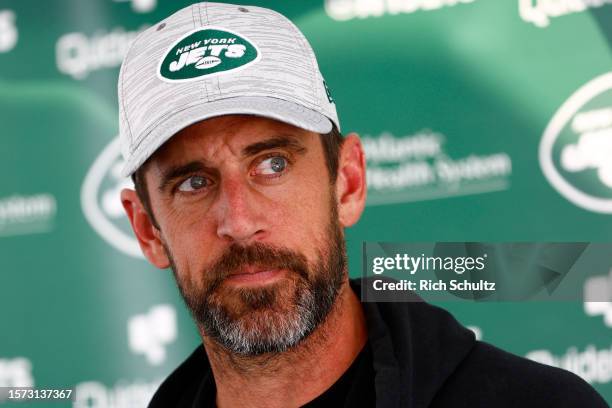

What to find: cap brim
left=121, top=96, right=334, bottom=177
left=121, top=96, right=332, bottom=177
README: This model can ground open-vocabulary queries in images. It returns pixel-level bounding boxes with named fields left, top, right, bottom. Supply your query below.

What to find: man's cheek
left=165, top=237, right=206, bottom=288
left=165, top=205, right=208, bottom=232
left=279, top=201, right=328, bottom=248
left=164, top=214, right=212, bottom=252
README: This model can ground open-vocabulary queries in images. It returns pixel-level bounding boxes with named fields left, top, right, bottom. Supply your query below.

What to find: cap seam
left=260, top=9, right=320, bottom=112
left=121, top=43, right=136, bottom=153
left=204, top=2, right=229, bottom=101
left=202, top=2, right=209, bottom=25
left=120, top=13, right=166, bottom=154
left=213, top=0, right=221, bottom=97
left=204, top=80, right=211, bottom=102
left=269, top=12, right=319, bottom=114
left=194, top=4, right=209, bottom=103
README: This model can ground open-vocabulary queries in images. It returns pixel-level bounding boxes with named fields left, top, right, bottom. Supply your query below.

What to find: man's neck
left=200, top=280, right=368, bottom=408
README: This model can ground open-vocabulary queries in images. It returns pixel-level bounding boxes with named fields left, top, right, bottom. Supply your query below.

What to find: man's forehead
left=146, top=114, right=315, bottom=169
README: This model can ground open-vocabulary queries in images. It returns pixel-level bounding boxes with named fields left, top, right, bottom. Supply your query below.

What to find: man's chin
left=211, top=275, right=302, bottom=317
left=196, top=277, right=319, bottom=354
left=204, top=305, right=312, bottom=355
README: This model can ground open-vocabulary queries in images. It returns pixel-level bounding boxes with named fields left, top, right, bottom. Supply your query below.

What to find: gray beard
left=202, top=273, right=337, bottom=355
left=166, top=214, right=346, bottom=356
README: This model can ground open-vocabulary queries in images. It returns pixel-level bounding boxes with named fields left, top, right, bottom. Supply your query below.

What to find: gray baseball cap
left=118, top=2, right=340, bottom=177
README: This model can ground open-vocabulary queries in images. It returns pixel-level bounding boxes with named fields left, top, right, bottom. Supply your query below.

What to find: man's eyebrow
left=157, top=161, right=209, bottom=193
left=156, top=135, right=308, bottom=193
left=241, top=135, right=308, bottom=157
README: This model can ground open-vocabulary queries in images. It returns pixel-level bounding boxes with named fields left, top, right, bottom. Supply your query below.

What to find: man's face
left=138, top=115, right=348, bottom=355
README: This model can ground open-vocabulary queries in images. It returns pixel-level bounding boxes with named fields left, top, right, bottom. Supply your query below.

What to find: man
left=118, top=2, right=608, bottom=407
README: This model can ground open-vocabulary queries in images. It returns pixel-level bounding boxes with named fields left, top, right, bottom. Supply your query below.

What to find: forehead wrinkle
left=154, top=129, right=234, bottom=169
left=150, top=115, right=315, bottom=175
left=241, top=135, right=307, bottom=157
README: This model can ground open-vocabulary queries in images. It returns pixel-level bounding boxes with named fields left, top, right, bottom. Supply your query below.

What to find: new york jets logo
left=158, top=27, right=260, bottom=82
left=539, top=72, right=612, bottom=213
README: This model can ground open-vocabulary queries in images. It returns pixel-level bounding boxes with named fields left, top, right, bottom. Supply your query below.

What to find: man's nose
left=214, top=177, right=266, bottom=243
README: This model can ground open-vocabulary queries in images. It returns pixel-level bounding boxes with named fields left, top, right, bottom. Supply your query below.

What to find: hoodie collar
left=351, top=278, right=476, bottom=408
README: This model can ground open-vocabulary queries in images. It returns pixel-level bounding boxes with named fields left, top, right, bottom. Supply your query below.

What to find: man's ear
left=335, top=133, right=367, bottom=227
left=120, top=188, right=170, bottom=269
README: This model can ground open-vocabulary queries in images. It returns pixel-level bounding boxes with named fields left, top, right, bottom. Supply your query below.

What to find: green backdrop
left=1, top=0, right=611, bottom=406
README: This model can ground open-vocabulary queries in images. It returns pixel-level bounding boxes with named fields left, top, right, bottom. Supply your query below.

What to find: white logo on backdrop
left=0, top=10, right=17, bottom=53
left=519, top=0, right=612, bottom=28
left=521, top=270, right=612, bottom=386
left=363, top=130, right=512, bottom=206
left=584, top=269, right=612, bottom=328
left=113, top=0, right=158, bottom=13
left=561, top=109, right=612, bottom=188
left=73, top=379, right=161, bottom=408
left=524, top=271, right=612, bottom=385
left=0, top=358, right=34, bottom=387
left=0, top=194, right=56, bottom=237
left=527, top=345, right=612, bottom=385
left=539, top=72, right=612, bottom=213
left=325, top=0, right=475, bottom=20
left=56, top=26, right=146, bottom=80
left=81, top=136, right=143, bottom=258
left=128, top=304, right=177, bottom=366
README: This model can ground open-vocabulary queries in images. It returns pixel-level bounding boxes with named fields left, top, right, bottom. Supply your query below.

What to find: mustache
left=204, top=243, right=310, bottom=293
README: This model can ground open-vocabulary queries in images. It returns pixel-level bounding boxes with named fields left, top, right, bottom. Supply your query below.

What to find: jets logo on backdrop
left=81, top=137, right=143, bottom=258
left=158, top=27, right=260, bottom=82
left=0, top=10, right=17, bottom=53
left=539, top=72, right=612, bottom=213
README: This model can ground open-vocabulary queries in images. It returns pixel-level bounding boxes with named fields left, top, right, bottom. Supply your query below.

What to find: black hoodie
left=148, top=279, right=609, bottom=407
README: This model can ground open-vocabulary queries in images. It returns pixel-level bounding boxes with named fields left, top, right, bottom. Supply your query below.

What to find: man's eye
left=255, top=156, right=288, bottom=176
left=177, top=175, right=209, bottom=192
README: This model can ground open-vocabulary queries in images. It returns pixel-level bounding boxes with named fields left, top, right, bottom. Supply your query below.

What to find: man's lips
left=225, top=267, right=286, bottom=284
